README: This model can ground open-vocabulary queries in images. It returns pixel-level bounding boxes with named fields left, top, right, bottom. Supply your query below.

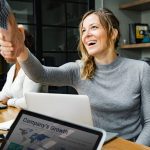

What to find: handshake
left=0, top=0, right=27, bottom=62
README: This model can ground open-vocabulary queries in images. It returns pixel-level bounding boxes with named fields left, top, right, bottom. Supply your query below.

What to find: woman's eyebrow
left=82, top=23, right=99, bottom=28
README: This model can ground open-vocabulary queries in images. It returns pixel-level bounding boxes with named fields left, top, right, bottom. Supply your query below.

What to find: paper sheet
left=0, top=119, right=14, bottom=130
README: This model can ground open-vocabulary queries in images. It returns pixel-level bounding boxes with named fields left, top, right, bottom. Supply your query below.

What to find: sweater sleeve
left=136, top=62, right=150, bottom=146
left=0, top=0, right=10, bottom=29
left=20, top=51, right=79, bottom=87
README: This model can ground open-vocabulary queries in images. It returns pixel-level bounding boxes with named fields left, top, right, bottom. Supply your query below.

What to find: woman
left=0, top=8, right=150, bottom=146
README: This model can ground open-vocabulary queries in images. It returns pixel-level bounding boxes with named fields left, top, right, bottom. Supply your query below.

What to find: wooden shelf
left=119, top=0, right=150, bottom=11
left=120, top=43, right=150, bottom=49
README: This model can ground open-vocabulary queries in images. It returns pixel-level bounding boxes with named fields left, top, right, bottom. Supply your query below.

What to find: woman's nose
left=84, top=29, right=92, bottom=37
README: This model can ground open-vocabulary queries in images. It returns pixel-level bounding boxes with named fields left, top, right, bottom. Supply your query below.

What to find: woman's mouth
left=87, top=40, right=97, bottom=47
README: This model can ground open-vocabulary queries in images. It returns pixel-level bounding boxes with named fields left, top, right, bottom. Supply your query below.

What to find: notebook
left=0, top=109, right=106, bottom=150
left=25, top=92, right=118, bottom=143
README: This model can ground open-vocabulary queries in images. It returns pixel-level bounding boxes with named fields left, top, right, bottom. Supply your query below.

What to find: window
left=8, top=0, right=95, bottom=94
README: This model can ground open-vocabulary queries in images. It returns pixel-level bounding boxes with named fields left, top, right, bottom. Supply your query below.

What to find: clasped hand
left=0, top=13, right=25, bottom=60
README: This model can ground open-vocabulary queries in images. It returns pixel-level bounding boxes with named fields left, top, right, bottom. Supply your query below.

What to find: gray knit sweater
left=21, top=52, right=150, bottom=146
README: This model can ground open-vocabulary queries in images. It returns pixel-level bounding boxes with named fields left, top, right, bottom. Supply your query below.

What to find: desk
left=0, top=106, right=19, bottom=135
left=0, top=106, right=19, bottom=123
left=102, top=138, right=150, bottom=150
left=0, top=107, right=150, bottom=150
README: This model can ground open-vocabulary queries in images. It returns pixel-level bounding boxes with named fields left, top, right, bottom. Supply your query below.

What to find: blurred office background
left=0, top=0, right=94, bottom=93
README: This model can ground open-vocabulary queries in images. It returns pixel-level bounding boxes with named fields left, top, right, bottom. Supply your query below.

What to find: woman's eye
left=92, top=26, right=98, bottom=29
left=82, top=29, right=86, bottom=33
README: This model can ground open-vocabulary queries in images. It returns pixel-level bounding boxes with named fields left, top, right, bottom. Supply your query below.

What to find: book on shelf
left=129, top=24, right=136, bottom=44
left=129, top=23, right=149, bottom=44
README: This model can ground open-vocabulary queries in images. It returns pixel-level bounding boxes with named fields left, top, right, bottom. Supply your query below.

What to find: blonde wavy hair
left=78, top=8, right=120, bottom=79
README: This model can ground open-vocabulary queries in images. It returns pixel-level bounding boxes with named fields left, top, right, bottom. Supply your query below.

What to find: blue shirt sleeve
left=0, top=0, right=10, bottom=29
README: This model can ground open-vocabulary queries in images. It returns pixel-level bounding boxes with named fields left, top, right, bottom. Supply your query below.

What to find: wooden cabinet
left=119, top=0, right=150, bottom=49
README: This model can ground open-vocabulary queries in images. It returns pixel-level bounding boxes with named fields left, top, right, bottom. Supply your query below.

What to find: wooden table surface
left=102, top=137, right=150, bottom=150
left=0, top=106, right=150, bottom=150
left=0, top=106, right=19, bottom=123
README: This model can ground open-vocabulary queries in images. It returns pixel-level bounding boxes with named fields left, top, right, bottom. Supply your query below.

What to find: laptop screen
left=1, top=110, right=106, bottom=150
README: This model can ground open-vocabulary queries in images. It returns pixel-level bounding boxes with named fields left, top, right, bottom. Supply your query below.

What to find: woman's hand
left=1, top=97, right=10, bottom=105
left=0, top=12, right=26, bottom=61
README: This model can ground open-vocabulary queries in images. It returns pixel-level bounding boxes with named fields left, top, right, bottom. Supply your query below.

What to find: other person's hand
left=1, top=97, right=10, bottom=105
left=0, top=13, right=25, bottom=60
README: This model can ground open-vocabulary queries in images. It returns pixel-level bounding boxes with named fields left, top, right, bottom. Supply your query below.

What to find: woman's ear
left=18, top=24, right=25, bottom=42
left=18, top=24, right=25, bottom=33
left=112, top=29, right=118, bottom=41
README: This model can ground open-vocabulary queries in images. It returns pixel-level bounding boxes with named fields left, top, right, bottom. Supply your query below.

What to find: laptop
left=25, top=92, right=93, bottom=127
left=0, top=109, right=106, bottom=150
left=25, top=92, right=118, bottom=143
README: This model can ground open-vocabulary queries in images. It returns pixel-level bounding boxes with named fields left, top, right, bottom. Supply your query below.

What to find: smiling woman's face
left=81, top=13, right=110, bottom=58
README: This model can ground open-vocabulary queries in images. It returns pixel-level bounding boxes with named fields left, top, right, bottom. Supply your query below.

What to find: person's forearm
left=136, top=125, right=150, bottom=146
left=17, top=46, right=29, bottom=62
